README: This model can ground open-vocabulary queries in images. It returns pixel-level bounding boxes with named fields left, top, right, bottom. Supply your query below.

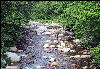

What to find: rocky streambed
left=5, top=21, right=91, bottom=69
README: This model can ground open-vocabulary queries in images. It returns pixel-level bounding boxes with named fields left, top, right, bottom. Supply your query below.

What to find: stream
left=10, top=21, right=90, bottom=69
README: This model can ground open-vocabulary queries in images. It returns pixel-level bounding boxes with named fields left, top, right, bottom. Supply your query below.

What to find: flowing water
left=11, top=21, right=90, bottom=69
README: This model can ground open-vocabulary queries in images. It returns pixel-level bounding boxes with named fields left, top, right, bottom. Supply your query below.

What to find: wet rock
left=58, top=34, right=64, bottom=37
left=1, top=59, right=6, bottom=64
left=53, top=40, right=58, bottom=43
left=73, top=39, right=80, bottom=45
left=70, top=55, right=81, bottom=58
left=56, top=45, right=62, bottom=48
left=17, top=50, right=23, bottom=53
left=43, top=44, right=49, bottom=48
left=35, top=65, right=45, bottom=69
left=51, top=62, right=60, bottom=66
left=60, top=41, right=66, bottom=47
left=50, top=45, right=55, bottom=48
left=9, top=47, right=18, bottom=52
left=65, top=31, right=74, bottom=36
left=82, top=66, right=88, bottom=69
left=44, top=32, right=52, bottom=35
left=70, top=50, right=76, bottom=53
left=6, top=52, right=21, bottom=62
left=46, top=40, right=51, bottom=43
left=49, top=57, right=56, bottom=62
left=80, top=55, right=90, bottom=59
left=71, top=64, right=76, bottom=66
left=61, top=48, right=70, bottom=53
left=6, top=66, right=18, bottom=69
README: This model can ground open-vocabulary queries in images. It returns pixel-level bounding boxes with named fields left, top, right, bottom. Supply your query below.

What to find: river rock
left=9, top=47, right=18, bottom=52
left=43, top=44, right=49, bottom=48
left=44, top=32, right=52, bottom=35
left=56, top=45, right=62, bottom=48
left=6, top=66, right=18, bottom=69
left=70, top=55, right=81, bottom=58
left=50, top=45, right=55, bottom=48
left=73, top=39, right=80, bottom=44
left=6, top=52, right=21, bottom=62
left=70, top=50, right=76, bottom=53
left=80, top=55, right=90, bottom=59
left=51, top=62, right=60, bottom=66
left=61, top=48, right=70, bottom=53
left=1, top=59, right=6, bottom=64
left=60, top=41, right=66, bottom=47
left=58, top=34, right=64, bottom=37
left=49, top=57, right=56, bottom=62
left=82, top=66, right=88, bottom=69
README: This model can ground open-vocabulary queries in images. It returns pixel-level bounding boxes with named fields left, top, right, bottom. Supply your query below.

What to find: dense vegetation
left=1, top=1, right=100, bottom=68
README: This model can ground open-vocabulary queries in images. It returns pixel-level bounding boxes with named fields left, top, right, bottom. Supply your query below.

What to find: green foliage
left=90, top=43, right=100, bottom=63
left=90, top=43, right=100, bottom=68
left=1, top=1, right=30, bottom=67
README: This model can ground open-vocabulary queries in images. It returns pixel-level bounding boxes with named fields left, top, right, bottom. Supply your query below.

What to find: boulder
left=9, top=47, right=18, bottom=52
left=6, top=52, right=21, bottom=62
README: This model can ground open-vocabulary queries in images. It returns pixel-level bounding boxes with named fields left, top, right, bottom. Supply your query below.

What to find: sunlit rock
left=49, top=57, right=56, bottom=62
left=44, top=32, right=52, bottom=35
left=51, top=62, right=60, bottom=66
left=17, top=50, right=23, bottom=53
left=6, top=52, right=21, bottom=62
left=58, top=34, right=64, bottom=37
left=43, top=44, right=49, bottom=48
left=56, top=45, right=62, bottom=48
left=46, top=40, right=51, bottom=43
left=82, top=66, right=88, bottom=69
left=80, top=55, right=90, bottom=58
left=50, top=45, right=55, bottom=48
left=73, top=39, right=80, bottom=44
left=54, top=40, right=58, bottom=43
left=70, top=55, right=81, bottom=58
left=70, top=50, right=76, bottom=53
left=9, top=47, right=18, bottom=52
left=61, top=48, right=70, bottom=53
left=60, top=41, right=66, bottom=47
left=6, top=66, right=18, bottom=69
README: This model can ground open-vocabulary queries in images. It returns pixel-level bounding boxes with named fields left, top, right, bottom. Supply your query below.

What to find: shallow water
left=12, top=21, right=90, bottom=69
